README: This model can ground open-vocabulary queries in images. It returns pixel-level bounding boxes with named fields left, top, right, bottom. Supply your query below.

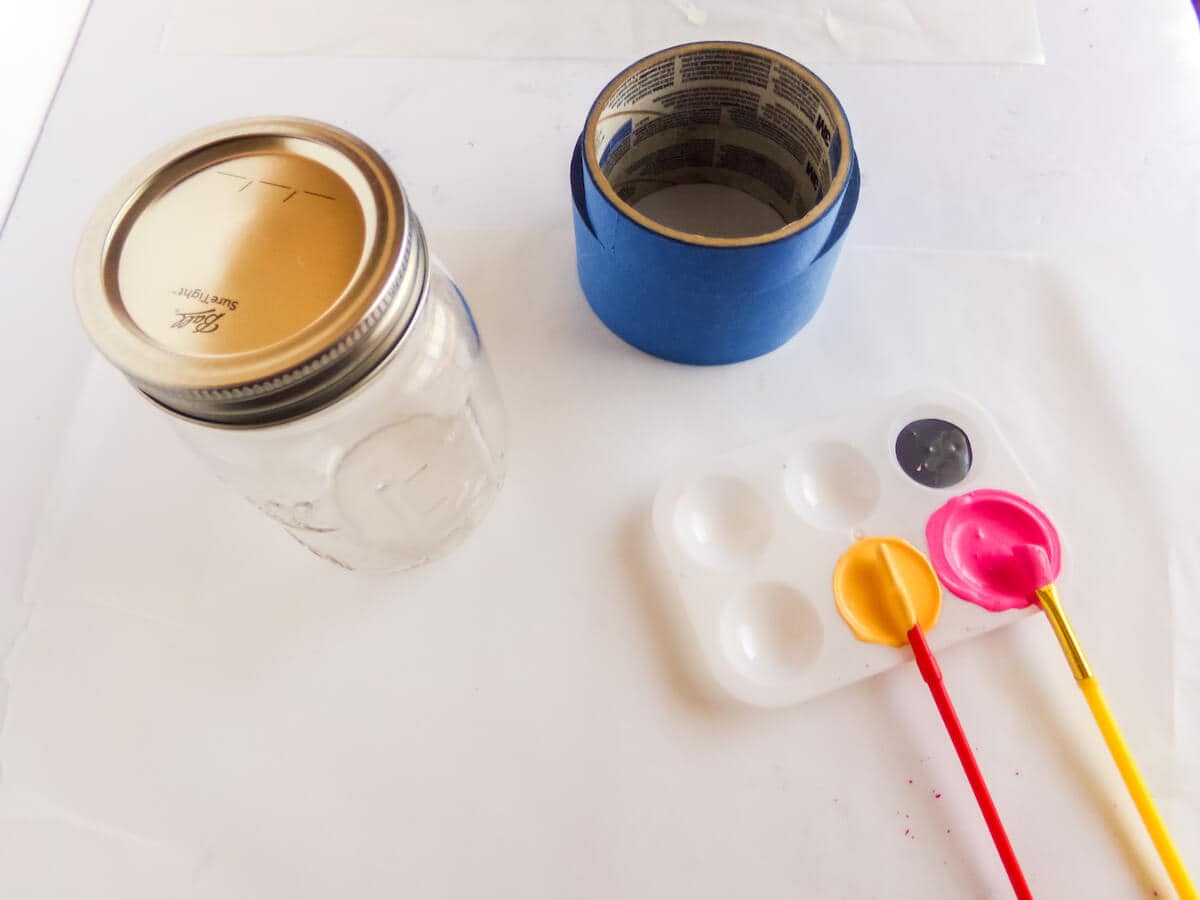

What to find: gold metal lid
left=75, top=117, right=427, bottom=426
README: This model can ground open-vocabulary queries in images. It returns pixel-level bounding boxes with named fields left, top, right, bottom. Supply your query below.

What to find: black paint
left=895, top=418, right=972, bottom=488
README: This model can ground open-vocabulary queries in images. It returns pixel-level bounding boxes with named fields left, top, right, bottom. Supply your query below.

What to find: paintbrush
left=1005, top=543, right=1196, bottom=900
left=835, top=537, right=1033, bottom=900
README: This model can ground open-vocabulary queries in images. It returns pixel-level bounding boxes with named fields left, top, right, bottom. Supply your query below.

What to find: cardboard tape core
left=586, top=43, right=849, bottom=242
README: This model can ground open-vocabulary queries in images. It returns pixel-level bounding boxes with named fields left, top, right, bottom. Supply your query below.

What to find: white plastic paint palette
left=652, top=392, right=1041, bottom=707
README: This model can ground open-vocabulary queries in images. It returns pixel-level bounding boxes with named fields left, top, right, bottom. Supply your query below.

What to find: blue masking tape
left=570, top=42, right=860, bottom=365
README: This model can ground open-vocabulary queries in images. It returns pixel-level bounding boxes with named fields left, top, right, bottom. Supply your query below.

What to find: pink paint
left=925, top=489, right=1062, bottom=612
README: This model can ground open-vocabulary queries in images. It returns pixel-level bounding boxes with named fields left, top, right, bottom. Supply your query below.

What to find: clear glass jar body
left=173, top=260, right=506, bottom=572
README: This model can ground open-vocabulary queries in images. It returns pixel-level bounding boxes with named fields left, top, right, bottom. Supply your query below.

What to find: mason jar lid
left=75, top=116, right=427, bottom=427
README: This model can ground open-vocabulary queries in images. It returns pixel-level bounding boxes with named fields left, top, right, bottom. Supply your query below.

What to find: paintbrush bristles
left=1012, top=543, right=1055, bottom=590
left=877, top=542, right=918, bottom=632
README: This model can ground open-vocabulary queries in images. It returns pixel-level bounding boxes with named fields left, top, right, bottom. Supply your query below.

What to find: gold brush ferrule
left=1034, top=584, right=1093, bottom=681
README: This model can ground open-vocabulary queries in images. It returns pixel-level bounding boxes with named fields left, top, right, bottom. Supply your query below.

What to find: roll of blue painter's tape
left=571, top=42, right=860, bottom=365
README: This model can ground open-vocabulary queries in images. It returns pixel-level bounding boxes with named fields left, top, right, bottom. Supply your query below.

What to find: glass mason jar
left=74, top=118, right=506, bottom=571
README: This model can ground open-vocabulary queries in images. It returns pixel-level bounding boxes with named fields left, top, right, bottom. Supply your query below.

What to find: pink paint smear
left=926, top=489, right=1062, bottom=612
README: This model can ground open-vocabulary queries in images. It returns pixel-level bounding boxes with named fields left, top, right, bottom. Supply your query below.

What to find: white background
left=0, top=1, right=91, bottom=230
left=1, top=1, right=1198, bottom=897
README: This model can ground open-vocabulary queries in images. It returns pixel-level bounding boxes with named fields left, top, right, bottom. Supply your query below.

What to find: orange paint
left=833, top=537, right=941, bottom=647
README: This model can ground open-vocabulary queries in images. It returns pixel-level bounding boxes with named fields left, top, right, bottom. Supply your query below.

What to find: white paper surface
left=161, top=0, right=1045, bottom=64
left=2, top=0, right=1199, bottom=895
left=3, top=247, right=1196, bottom=897
left=0, top=0, right=90, bottom=230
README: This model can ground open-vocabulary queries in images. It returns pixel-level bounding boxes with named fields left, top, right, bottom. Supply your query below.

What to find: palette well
left=651, top=391, right=1047, bottom=707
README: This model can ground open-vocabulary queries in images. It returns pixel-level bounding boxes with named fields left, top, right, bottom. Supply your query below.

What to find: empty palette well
left=784, top=441, right=881, bottom=529
left=721, top=583, right=825, bottom=686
